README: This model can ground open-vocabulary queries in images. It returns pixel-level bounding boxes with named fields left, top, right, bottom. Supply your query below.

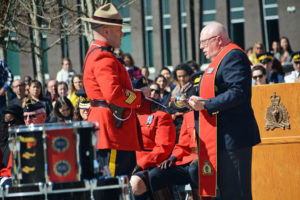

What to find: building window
left=144, top=0, right=154, bottom=67
left=5, top=33, right=20, bottom=76
left=229, top=0, right=245, bottom=49
left=113, top=0, right=132, bottom=54
left=180, top=0, right=187, bottom=62
left=201, top=0, right=216, bottom=64
left=262, top=0, right=279, bottom=51
left=42, top=31, right=48, bottom=74
left=162, top=0, right=172, bottom=66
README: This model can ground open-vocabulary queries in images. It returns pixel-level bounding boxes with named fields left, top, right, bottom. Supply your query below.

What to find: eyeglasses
left=60, top=107, right=71, bottom=113
left=200, top=36, right=218, bottom=47
left=13, top=84, right=25, bottom=88
left=294, top=61, right=300, bottom=65
left=150, top=88, right=160, bottom=94
left=252, top=74, right=264, bottom=79
left=24, top=114, right=37, bottom=120
left=2, top=119, right=17, bottom=125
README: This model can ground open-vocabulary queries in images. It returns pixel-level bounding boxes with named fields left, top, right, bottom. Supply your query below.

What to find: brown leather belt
left=90, top=99, right=109, bottom=107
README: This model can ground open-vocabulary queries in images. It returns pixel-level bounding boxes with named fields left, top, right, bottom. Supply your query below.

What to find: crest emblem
left=146, top=115, right=154, bottom=125
left=265, top=92, right=290, bottom=130
left=54, top=160, right=71, bottom=176
left=202, top=160, right=213, bottom=175
left=52, top=136, right=69, bottom=152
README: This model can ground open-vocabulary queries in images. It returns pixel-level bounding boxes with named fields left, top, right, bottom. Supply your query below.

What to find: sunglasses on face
left=253, top=74, right=264, bottom=79
left=60, top=107, right=71, bottom=113
left=294, top=61, right=300, bottom=64
left=2, top=119, right=17, bottom=125
left=150, top=88, right=160, bottom=94
left=24, top=114, right=37, bottom=120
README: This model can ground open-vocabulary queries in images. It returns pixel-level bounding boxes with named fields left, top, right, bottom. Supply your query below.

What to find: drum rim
left=8, top=121, right=99, bottom=133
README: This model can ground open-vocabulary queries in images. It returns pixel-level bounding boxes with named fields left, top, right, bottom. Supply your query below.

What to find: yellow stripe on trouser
left=109, top=149, right=117, bottom=177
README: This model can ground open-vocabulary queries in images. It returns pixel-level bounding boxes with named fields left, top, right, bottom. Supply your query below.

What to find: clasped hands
left=182, top=95, right=206, bottom=111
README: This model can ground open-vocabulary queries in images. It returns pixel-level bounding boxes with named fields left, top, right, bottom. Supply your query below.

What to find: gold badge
left=125, top=89, right=137, bottom=104
left=265, top=93, right=290, bottom=130
left=202, top=160, right=213, bottom=175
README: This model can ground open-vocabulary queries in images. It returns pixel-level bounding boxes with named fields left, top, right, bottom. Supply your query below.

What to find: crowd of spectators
left=0, top=37, right=299, bottom=182
left=1, top=35, right=299, bottom=133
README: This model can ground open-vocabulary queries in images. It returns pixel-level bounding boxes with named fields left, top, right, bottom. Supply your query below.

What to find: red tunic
left=136, top=111, right=176, bottom=169
left=83, top=40, right=150, bottom=151
left=0, top=153, right=11, bottom=177
left=172, top=111, right=198, bottom=166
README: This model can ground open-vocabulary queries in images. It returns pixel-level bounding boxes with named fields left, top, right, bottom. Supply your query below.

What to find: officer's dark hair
left=185, top=60, right=199, bottom=72
left=252, top=65, right=266, bottom=75
left=173, top=63, right=194, bottom=81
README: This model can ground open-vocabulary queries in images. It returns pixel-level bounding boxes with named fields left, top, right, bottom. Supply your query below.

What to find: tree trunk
left=30, top=0, right=45, bottom=88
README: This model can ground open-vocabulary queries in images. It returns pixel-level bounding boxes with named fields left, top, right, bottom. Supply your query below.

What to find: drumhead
left=8, top=121, right=98, bottom=133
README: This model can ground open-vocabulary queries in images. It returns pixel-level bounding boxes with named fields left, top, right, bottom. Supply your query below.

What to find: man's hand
left=132, top=164, right=143, bottom=175
left=0, top=88, right=5, bottom=96
left=188, top=95, right=205, bottom=111
left=139, top=87, right=151, bottom=98
left=159, top=158, right=175, bottom=169
left=190, top=158, right=198, bottom=166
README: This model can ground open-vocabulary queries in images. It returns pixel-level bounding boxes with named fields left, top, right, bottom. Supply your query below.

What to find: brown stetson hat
left=81, top=3, right=125, bottom=26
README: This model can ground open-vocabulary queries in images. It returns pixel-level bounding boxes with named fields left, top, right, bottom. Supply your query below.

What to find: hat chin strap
left=92, top=16, right=123, bottom=25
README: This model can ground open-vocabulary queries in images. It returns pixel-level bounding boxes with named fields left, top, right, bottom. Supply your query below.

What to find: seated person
left=73, top=88, right=90, bottom=121
left=257, top=52, right=285, bottom=84
left=0, top=98, right=47, bottom=184
left=1, top=105, right=24, bottom=168
left=252, top=65, right=268, bottom=85
left=284, top=51, right=300, bottom=83
left=131, top=111, right=199, bottom=199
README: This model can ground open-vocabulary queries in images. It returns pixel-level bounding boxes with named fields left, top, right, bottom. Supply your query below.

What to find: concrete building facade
left=2, top=0, right=300, bottom=80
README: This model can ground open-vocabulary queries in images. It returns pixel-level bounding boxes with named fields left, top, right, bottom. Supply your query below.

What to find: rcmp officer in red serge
left=187, top=22, right=261, bottom=199
left=82, top=3, right=153, bottom=178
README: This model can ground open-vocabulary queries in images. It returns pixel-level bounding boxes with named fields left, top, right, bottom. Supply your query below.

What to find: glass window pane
left=265, top=0, right=277, bottom=5
left=162, top=0, right=170, bottom=14
left=180, top=0, right=186, bottom=12
left=265, top=7, right=278, bottom=16
left=203, top=0, right=215, bottom=10
left=230, top=0, right=243, bottom=8
left=6, top=42, right=20, bottom=76
left=42, top=38, right=48, bottom=73
left=121, top=32, right=132, bottom=54
left=231, top=11, right=244, bottom=19
left=203, top=14, right=216, bottom=21
left=144, top=0, right=152, bottom=16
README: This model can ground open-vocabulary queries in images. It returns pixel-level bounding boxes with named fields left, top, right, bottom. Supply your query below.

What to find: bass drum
left=8, top=121, right=98, bottom=185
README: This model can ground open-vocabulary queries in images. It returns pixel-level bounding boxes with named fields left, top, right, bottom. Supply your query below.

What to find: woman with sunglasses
left=252, top=65, right=268, bottom=85
left=49, top=96, right=74, bottom=123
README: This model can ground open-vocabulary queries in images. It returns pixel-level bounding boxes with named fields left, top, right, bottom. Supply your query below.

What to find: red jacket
left=83, top=41, right=150, bottom=151
left=0, top=153, right=11, bottom=177
left=172, top=111, right=198, bottom=166
left=136, top=111, right=176, bottom=169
